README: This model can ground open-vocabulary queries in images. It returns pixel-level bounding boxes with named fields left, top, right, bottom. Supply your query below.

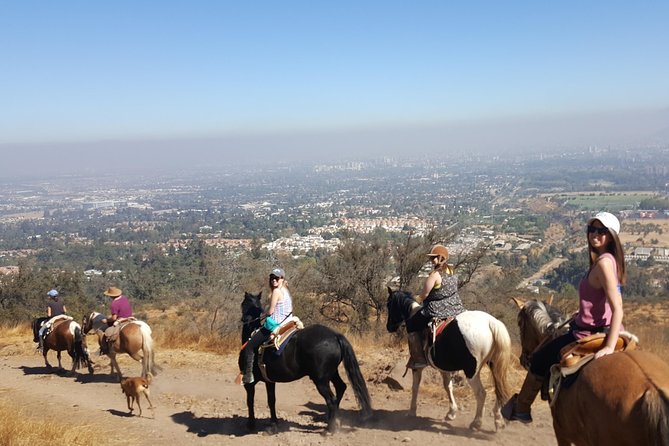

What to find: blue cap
left=47, top=289, right=59, bottom=297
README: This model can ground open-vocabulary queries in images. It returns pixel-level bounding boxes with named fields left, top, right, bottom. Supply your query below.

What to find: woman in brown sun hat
left=404, top=244, right=465, bottom=369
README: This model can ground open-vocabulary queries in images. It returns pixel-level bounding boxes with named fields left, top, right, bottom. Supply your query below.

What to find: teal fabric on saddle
left=263, top=316, right=280, bottom=331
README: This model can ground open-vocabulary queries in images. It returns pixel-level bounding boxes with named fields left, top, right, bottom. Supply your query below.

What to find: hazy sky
left=2, top=1, right=668, bottom=175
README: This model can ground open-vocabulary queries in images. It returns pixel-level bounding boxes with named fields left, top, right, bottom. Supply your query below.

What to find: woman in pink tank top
left=503, top=211, right=626, bottom=423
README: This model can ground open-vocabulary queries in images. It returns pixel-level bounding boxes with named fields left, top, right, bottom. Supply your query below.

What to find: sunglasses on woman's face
left=269, top=276, right=281, bottom=281
left=587, top=225, right=609, bottom=235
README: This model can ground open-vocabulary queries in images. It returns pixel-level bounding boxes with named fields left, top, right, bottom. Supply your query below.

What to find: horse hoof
left=469, top=419, right=483, bottom=430
left=446, top=410, right=457, bottom=421
left=325, top=418, right=341, bottom=434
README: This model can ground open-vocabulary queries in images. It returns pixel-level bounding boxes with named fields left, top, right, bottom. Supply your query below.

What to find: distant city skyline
left=1, top=2, right=668, bottom=177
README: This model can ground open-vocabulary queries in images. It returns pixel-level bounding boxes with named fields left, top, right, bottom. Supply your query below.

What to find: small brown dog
left=120, top=373, right=154, bottom=417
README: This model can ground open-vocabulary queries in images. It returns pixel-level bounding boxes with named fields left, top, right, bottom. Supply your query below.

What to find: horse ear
left=546, top=294, right=554, bottom=306
left=387, top=286, right=394, bottom=295
left=511, top=297, right=526, bottom=309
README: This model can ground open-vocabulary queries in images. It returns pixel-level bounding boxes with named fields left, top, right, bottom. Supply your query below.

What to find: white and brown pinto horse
left=513, top=297, right=669, bottom=446
left=82, top=312, right=158, bottom=378
left=32, top=316, right=94, bottom=375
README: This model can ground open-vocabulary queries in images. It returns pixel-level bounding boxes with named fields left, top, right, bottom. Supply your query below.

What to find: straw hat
left=103, top=286, right=123, bottom=297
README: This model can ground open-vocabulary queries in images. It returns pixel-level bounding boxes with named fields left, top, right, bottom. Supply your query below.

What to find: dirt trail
left=0, top=346, right=558, bottom=445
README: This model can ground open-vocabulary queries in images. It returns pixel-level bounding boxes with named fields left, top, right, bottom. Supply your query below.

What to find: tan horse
left=82, top=312, right=158, bottom=378
left=35, top=317, right=94, bottom=375
left=513, top=297, right=669, bottom=446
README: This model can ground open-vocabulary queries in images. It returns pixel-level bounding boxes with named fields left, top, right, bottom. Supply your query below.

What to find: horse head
left=241, top=292, right=263, bottom=342
left=81, top=312, right=97, bottom=334
left=512, top=297, right=567, bottom=370
left=386, top=287, right=413, bottom=333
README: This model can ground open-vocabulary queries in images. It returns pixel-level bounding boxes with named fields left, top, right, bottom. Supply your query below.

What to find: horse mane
left=520, top=299, right=566, bottom=337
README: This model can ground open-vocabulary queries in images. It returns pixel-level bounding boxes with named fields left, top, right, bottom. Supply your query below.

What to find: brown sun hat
left=427, top=244, right=449, bottom=260
left=103, top=286, right=123, bottom=297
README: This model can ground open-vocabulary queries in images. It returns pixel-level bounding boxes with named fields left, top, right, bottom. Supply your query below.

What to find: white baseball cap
left=587, top=212, right=620, bottom=235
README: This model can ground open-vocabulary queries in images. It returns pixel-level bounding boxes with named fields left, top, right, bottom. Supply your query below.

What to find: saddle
left=430, top=316, right=455, bottom=344
left=257, top=316, right=304, bottom=382
left=105, top=317, right=137, bottom=343
left=41, top=315, right=73, bottom=339
left=547, top=331, right=638, bottom=406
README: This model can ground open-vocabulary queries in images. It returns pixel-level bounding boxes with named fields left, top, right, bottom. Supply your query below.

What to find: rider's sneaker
left=406, top=360, right=428, bottom=370
left=242, top=372, right=254, bottom=385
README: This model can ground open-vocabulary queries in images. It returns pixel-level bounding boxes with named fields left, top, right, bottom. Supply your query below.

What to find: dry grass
left=0, top=323, right=35, bottom=357
left=0, top=398, right=114, bottom=446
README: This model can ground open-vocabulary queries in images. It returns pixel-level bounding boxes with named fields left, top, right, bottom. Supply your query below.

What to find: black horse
left=239, top=291, right=373, bottom=434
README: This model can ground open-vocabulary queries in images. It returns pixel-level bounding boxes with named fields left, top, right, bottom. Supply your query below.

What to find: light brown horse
left=513, top=297, right=669, bottom=446
left=82, top=312, right=158, bottom=378
left=34, top=317, right=94, bottom=375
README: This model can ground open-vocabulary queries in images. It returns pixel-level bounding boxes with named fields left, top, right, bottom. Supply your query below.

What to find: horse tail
left=488, top=316, right=513, bottom=405
left=139, top=322, right=160, bottom=377
left=337, top=334, right=373, bottom=420
left=71, top=325, right=87, bottom=370
left=641, top=383, right=669, bottom=445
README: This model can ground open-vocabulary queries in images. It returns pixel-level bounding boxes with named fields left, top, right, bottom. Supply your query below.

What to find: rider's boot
left=406, top=331, right=428, bottom=370
left=99, top=335, right=110, bottom=355
left=501, top=372, right=543, bottom=423
left=242, top=350, right=255, bottom=384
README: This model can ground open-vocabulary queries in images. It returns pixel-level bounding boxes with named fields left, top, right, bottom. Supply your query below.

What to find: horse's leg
left=331, top=370, right=347, bottom=407
left=244, top=382, right=257, bottom=432
left=409, top=367, right=423, bottom=417
left=467, top=373, right=486, bottom=430
left=108, top=351, right=123, bottom=378
left=56, top=351, right=63, bottom=369
left=43, top=349, right=52, bottom=369
left=313, top=378, right=340, bottom=434
left=441, top=371, right=458, bottom=421
left=265, top=382, right=279, bottom=433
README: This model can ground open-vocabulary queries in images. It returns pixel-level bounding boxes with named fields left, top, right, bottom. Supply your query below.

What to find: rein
left=529, top=311, right=573, bottom=357
left=242, top=315, right=263, bottom=326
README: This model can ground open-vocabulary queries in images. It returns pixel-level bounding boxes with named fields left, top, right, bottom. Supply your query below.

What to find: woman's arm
left=47, top=306, right=52, bottom=317
left=594, top=256, right=623, bottom=358
left=417, top=271, right=440, bottom=302
left=266, top=288, right=281, bottom=317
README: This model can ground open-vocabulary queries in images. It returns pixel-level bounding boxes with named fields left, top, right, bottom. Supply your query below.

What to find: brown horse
left=82, top=312, right=159, bottom=378
left=513, top=297, right=669, bottom=446
left=34, top=317, right=94, bottom=375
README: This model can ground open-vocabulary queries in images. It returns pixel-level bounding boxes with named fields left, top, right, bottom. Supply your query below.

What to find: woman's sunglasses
left=587, top=225, right=609, bottom=235
left=269, top=276, right=281, bottom=281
